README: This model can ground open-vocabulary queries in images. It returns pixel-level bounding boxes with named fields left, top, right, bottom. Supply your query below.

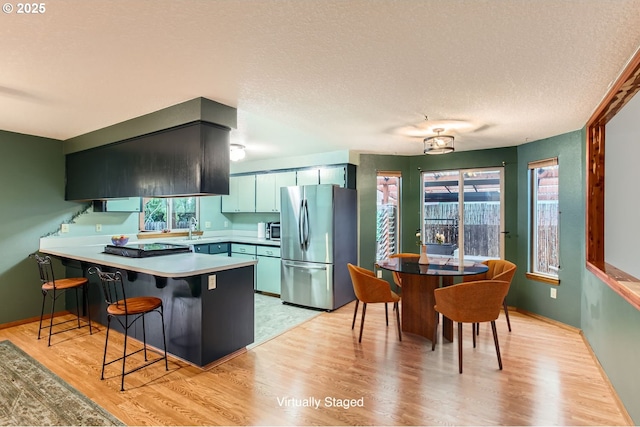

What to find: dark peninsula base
left=67, top=261, right=255, bottom=367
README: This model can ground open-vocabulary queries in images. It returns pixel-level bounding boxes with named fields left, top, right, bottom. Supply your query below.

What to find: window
left=376, top=172, right=401, bottom=262
left=528, top=158, right=560, bottom=282
left=141, top=197, right=199, bottom=231
left=421, top=168, right=504, bottom=260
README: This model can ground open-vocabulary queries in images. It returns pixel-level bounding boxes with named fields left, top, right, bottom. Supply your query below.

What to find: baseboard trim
left=514, top=308, right=581, bottom=332
left=0, top=311, right=73, bottom=331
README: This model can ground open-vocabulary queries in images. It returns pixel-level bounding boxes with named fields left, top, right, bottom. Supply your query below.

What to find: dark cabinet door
left=65, top=122, right=230, bottom=200
left=209, top=243, right=230, bottom=256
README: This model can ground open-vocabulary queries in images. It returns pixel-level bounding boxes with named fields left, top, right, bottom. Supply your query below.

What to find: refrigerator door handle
left=303, top=199, right=310, bottom=250
left=282, top=260, right=328, bottom=270
left=298, top=199, right=305, bottom=250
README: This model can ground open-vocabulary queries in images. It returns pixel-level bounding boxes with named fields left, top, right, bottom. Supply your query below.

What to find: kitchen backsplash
left=43, top=196, right=280, bottom=239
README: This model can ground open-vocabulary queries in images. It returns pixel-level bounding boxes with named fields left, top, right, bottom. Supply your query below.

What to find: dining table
left=376, top=255, right=489, bottom=343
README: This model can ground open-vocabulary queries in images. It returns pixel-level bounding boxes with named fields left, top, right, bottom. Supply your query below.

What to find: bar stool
left=88, top=266, right=168, bottom=391
left=33, top=253, right=92, bottom=346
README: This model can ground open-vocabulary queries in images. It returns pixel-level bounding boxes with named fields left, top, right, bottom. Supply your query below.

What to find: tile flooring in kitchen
left=250, top=293, right=322, bottom=349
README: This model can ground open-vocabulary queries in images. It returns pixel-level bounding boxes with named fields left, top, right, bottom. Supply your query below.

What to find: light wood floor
left=0, top=302, right=630, bottom=426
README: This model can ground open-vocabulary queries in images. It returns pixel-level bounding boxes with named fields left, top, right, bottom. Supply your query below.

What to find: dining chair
left=347, top=263, right=402, bottom=343
left=463, top=259, right=516, bottom=332
left=33, top=253, right=92, bottom=346
left=388, top=253, right=419, bottom=289
left=432, top=279, right=511, bottom=373
left=88, top=266, right=168, bottom=391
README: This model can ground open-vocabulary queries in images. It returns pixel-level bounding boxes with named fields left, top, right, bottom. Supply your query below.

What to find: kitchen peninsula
left=39, top=240, right=257, bottom=367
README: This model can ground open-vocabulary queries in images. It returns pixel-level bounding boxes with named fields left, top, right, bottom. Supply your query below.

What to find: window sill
left=525, top=272, right=560, bottom=285
left=587, top=262, right=640, bottom=312
left=137, top=230, right=203, bottom=240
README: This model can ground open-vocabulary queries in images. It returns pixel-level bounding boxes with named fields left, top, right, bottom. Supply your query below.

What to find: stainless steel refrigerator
left=280, top=184, right=357, bottom=310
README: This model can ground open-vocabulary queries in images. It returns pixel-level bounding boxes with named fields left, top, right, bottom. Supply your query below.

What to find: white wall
left=605, top=91, right=640, bottom=278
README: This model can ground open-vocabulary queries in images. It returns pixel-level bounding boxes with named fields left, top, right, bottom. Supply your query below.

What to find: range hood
left=65, top=121, right=230, bottom=200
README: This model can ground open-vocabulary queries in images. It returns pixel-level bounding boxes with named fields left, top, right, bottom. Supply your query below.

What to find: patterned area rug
left=250, top=293, right=322, bottom=349
left=0, top=340, right=123, bottom=426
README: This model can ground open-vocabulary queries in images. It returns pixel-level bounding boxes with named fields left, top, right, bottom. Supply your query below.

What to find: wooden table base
left=400, top=273, right=454, bottom=343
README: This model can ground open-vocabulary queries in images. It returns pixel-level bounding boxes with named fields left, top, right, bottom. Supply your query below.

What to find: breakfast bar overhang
left=39, top=244, right=256, bottom=368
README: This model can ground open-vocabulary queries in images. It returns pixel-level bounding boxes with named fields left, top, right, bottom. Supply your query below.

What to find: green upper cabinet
left=320, top=165, right=347, bottom=187
left=296, top=165, right=354, bottom=188
left=256, top=171, right=296, bottom=212
left=223, top=165, right=355, bottom=214
left=106, top=197, right=142, bottom=212
left=221, top=175, right=256, bottom=213
left=296, top=168, right=320, bottom=186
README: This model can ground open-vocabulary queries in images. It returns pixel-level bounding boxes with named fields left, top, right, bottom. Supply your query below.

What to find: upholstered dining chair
left=88, top=266, right=168, bottom=391
left=33, top=253, right=92, bottom=346
left=347, top=263, right=402, bottom=343
left=388, top=253, right=419, bottom=289
left=432, top=279, right=511, bottom=373
left=463, top=259, right=516, bottom=331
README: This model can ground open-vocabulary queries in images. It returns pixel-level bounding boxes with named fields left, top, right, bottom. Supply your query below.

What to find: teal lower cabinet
left=209, top=243, right=230, bottom=257
left=193, top=244, right=210, bottom=254
left=231, top=244, right=257, bottom=289
left=194, top=243, right=230, bottom=256
left=256, top=246, right=281, bottom=295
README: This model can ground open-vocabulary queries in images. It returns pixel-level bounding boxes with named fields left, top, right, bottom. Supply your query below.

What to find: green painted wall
left=516, top=131, right=583, bottom=327
left=582, top=271, right=640, bottom=422
left=516, top=129, right=638, bottom=421
left=0, top=130, right=85, bottom=324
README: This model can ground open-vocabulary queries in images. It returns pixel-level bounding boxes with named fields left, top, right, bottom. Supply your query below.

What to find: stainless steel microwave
left=267, top=222, right=281, bottom=240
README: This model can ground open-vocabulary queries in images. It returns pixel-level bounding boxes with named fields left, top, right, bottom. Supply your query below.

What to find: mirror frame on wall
left=586, top=48, right=640, bottom=311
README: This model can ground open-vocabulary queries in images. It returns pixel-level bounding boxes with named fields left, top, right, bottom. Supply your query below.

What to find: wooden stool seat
left=41, top=277, right=88, bottom=291
left=107, top=297, right=163, bottom=316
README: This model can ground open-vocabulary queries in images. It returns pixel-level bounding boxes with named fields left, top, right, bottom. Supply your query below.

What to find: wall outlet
left=205, top=221, right=211, bottom=229
left=376, top=269, right=383, bottom=278
left=95, top=224, right=102, bottom=232
left=224, top=221, right=229, bottom=228
left=208, top=274, right=216, bottom=290
left=550, top=288, right=557, bottom=299
left=60, top=223, right=69, bottom=233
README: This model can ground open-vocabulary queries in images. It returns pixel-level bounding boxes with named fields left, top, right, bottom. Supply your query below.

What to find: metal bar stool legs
left=90, top=267, right=168, bottom=391
left=34, top=254, right=92, bottom=346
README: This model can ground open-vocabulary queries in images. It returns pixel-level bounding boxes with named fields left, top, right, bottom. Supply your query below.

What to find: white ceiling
left=2, top=0, right=640, bottom=162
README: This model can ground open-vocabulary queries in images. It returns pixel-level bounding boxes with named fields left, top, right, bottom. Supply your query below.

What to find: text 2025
left=17, top=3, right=46, bottom=13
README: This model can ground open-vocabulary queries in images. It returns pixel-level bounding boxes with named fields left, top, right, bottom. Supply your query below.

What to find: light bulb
left=230, top=144, right=246, bottom=161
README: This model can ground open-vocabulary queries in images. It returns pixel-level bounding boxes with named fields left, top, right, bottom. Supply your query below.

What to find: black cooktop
left=104, top=243, right=192, bottom=258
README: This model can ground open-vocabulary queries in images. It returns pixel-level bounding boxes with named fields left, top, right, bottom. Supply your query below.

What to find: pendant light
left=424, top=128, right=454, bottom=154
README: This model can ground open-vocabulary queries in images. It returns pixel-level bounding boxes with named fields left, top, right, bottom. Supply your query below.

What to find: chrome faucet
left=188, top=217, right=198, bottom=240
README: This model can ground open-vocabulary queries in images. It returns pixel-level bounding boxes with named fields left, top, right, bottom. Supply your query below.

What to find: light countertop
left=38, top=232, right=280, bottom=277
left=39, top=243, right=257, bottom=278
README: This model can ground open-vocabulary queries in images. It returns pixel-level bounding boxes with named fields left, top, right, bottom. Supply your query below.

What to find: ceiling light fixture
left=423, top=128, right=454, bottom=155
left=230, top=143, right=246, bottom=161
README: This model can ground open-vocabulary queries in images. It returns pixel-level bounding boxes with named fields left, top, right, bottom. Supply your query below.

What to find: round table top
left=377, top=255, right=489, bottom=277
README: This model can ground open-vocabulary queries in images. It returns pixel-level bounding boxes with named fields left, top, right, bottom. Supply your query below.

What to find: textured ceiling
left=2, top=0, right=640, bottom=162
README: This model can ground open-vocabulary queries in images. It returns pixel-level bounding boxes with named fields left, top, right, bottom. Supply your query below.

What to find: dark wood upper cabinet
left=65, top=121, right=230, bottom=200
